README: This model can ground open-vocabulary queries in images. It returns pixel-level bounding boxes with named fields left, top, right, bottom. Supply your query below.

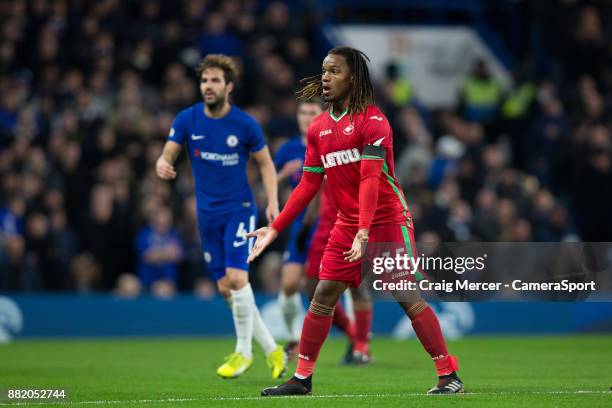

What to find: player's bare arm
left=155, top=141, right=181, bottom=180
left=251, top=146, right=279, bottom=223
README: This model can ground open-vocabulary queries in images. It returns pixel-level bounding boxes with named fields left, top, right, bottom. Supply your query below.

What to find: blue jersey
left=274, top=135, right=306, bottom=190
left=168, top=103, right=266, bottom=212
left=135, top=225, right=184, bottom=287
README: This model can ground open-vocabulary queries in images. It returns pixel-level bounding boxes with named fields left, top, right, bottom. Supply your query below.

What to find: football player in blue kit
left=156, top=54, right=287, bottom=379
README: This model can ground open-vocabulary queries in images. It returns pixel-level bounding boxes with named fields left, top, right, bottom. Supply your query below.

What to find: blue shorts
left=197, top=206, right=256, bottom=281
left=283, top=219, right=315, bottom=265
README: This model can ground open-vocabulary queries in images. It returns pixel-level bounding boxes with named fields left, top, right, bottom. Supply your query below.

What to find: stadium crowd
left=1, top=0, right=611, bottom=295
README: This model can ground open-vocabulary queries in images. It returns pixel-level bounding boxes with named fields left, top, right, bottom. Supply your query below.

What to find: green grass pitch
left=1, top=335, right=611, bottom=407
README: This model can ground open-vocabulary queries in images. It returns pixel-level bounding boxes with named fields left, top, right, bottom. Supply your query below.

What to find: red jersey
left=318, top=177, right=337, bottom=226
left=304, top=105, right=412, bottom=228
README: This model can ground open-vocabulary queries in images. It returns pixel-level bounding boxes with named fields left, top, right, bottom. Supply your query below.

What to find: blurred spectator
left=82, top=184, right=124, bottom=288
left=135, top=206, right=183, bottom=293
left=563, top=5, right=607, bottom=82
left=114, top=273, right=142, bottom=298
left=458, top=59, right=503, bottom=129
left=0, top=234, right=40, bottom=291
left=69, top=253, right=102, bottom=293
left=194, top=277, right=216, bottom=299
left=196, top=12, right=244, bottom=57
left=381, top=62, right=414, bottom=113
left=428, top=135, right=465, bottom=189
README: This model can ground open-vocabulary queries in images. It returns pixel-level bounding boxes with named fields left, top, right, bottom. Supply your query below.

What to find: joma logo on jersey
left=321, top=148, right=360, bottom=168
left=319, top=129, right=332, bottom=137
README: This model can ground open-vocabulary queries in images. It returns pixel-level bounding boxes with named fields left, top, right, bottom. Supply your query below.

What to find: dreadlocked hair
left=297, top=46, right=374, bottom=117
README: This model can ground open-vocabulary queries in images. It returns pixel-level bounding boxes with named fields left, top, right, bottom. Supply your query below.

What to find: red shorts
left=305, top=220, right=334, bottom=279
left=318, top=223, right=417, bottom=288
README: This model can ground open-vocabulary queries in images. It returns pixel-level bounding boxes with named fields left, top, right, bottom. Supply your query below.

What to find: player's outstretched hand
left=265, top=201, right=279, bottom=224
left=344, top=229, right=369, bottom=262
left=156, top=157, right=177, bottom=180
left=247, top=226, right=279, bottom=263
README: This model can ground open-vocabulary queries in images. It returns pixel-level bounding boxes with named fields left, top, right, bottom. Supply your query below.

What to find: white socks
left=252, top=305, right=277, bottom=355
left=230, top=284, right=255, bottom=359
left=227, top=289, right=277, bottom=357
left=278, top=291, right=304, bottom=342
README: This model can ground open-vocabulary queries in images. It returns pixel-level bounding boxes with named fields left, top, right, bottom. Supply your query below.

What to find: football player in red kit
left=303, top=178, right=374, bottom=364
left=248, top=46, right=464, bottom=396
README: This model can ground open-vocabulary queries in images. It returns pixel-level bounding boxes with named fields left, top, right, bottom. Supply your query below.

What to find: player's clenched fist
left=156, top=157, right=177, bottom=180
left=247, top=226, right=278, bottom=263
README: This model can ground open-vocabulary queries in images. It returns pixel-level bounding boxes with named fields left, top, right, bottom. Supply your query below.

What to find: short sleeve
left=303, top=124, right=324, bottom=174
left=247, top=120, right=267, bottom=153
left=361, top=112, right=392, bottom=160
left=168, top=109, right=190, bottom=145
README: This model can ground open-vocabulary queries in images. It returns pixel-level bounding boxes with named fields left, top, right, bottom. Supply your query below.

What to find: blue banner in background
left=0, top=295, right=611, bottom=340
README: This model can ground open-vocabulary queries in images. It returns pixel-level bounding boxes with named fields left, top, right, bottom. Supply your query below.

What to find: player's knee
left=225, top=268, right=249, bottom=290
left=229, top=278, right=248, bottom=291
left=282, top=284, right=299, bottom=296
left=281, top=264, right=302, bottom=295
left=216, top=282, right=231, bottom=299
left=216, top=278, right=231, bottom=297
left=281, top=274, right=301, bottom=295
left=312, top=282, right=342, bottom=307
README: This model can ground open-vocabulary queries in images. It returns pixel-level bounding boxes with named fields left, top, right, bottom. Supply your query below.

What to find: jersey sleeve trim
left=362, top=144, right=386, bottom=160
left=303, top=166, right=325, bottom=173
left=250, top=144, right=267, bottom=154
left=382, top=161, right=410, bottom=220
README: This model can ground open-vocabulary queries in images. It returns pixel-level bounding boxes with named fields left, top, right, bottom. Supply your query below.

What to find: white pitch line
left=211, top=390, right=610, bottom=401
left=0, top=391, right=609, bottom=406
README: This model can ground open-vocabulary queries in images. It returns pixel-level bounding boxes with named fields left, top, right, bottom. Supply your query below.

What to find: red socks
left=353, top=307, right=372, bottom=354
left=410, top=304, right=458, bottom=376
left=295, top=304, right=334, bottom=378
left=332, top=301, right=355, bottom=341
